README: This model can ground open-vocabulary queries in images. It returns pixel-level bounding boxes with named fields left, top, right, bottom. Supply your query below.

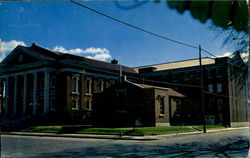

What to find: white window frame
left=208, top=84, right=213, bottom=93
left=217, top=83, right=222, bottom=93
left=86, top=77, right=92, bottom=95
left=99, top=80, right=104, bottom=92
left=159, top=96, right=165, bottom=115
left=86, top=99, right=92, bottom=110
left=72, top=74, right=79, bottom=94
left=72, top=98, right=79, bottom=110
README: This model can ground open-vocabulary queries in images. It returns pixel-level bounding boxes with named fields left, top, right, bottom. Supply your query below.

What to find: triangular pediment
left=1, top=45, right=46, bottom=67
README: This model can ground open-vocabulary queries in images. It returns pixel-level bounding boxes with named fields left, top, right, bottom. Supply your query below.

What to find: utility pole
left=199, top=45, right=206, bottom=133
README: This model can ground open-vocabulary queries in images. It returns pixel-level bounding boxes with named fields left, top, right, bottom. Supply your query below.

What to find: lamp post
left=199, top=45, right=206, bottom=133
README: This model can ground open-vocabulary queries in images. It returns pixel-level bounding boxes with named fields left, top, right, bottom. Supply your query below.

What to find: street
left=1, top=128, right=249, bottom=158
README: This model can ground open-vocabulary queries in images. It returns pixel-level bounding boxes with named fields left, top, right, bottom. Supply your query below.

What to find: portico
left=0, top=68, right=55, bottom=117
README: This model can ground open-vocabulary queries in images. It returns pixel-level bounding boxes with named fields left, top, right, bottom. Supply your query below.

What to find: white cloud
left=218, top=52, right=233, bottom=57
left=219, top=51, right=249, bottom=62
left=53, top=46, right=112, bottom=61
left=0, top=39, right=26, bottom=62
left=86, top=53, right=112, bottom=61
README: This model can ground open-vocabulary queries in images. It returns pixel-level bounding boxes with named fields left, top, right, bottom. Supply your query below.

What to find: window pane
left=217, top=83, right=222, bottom=93
left=160, top=97, right=165, bottom=115
left=208, top=84, right=213, bottom=93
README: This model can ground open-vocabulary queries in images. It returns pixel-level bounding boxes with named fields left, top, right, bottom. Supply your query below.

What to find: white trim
left=86, top=77, right=92, bottom=95
left=44, top=71, right=50, bottom=114
left=72, top=98, right=79, bottom=110
left=23, top=74, right=27, bottom=115
left=72, top=74, right=79, bottom=94
left=0, top=68, right=56, bottom=78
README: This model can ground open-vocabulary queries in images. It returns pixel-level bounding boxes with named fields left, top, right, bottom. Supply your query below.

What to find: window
left=86, top=78, right=92, bottom=94
left=99, top=80, right=104, bottom=92
left=72, top=75, right=79, bottom=93
left=160, top=96, right=165, bottom=115
left=72, top=98, right=79, bottom=110
left=217, top=83, right=222, bottom=93
left=208, top=70, right=213, bottom=78
left=18, top=55, right=23, bottom=62
left=184, top=73, right=189, bottom=80
left=50, top=76, right=56, bottom=88
left=50, top=97, right=55, bottom=110
left=196, top=71, right=201, bottom=79
left=86, top=100, right=92, bottom=110
left=216, top=69, right=223, bottom=78
left=208, top=84, right=213, bottom=93
left=218, top=98, right=223, bottom=110
left=116, top=89, right=127, bottom=97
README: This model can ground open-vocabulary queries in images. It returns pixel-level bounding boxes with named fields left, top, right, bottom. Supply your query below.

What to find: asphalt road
left=1, top=128, right=249, bottom=158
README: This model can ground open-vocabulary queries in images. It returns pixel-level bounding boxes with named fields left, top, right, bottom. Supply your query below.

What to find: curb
left=1, top=127, right=248, bottom=141
left=0, top=132, right=157, bottom=141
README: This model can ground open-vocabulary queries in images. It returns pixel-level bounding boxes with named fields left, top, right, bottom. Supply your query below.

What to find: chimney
left=111, top=59, right=118, bottom=64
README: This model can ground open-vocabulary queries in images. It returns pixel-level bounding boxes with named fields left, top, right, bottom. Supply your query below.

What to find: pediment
left=1, top=46, right=44, bottom=67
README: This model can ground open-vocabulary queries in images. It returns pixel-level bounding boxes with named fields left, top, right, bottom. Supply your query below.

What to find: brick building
left=92, top=80, right=184, bottom=127
left=0, top=44, right=248, bottom=127
left=134, top=57, right=248, bottom=127
left=0, top=44, right=136, bottom=124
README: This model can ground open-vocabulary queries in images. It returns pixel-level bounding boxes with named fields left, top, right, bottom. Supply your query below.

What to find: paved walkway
left=1, top=126, right=249, bottom=141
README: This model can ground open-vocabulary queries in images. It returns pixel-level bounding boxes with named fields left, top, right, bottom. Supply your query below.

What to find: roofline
left=133, top=57, right=223, bottom=69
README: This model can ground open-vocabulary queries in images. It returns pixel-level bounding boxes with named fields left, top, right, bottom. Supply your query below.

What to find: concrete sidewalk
left=1, top=126, right=249, bottom=141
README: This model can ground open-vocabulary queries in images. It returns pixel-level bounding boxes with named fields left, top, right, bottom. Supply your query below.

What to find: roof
left=8, top=44, right=137, bottom=74
left=125, top=80, right=185, bottom=97
left=133, top=58, right=215, bottom=72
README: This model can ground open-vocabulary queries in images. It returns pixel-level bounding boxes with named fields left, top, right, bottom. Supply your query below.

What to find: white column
left=23, top=74, right=27, bottom=115
left=33, top=72, right=38, bottom=115
left=13, top=76, right=18, bottom=116
left=4, top=77, right=9, bottom=116
left=44, top=71, right=50, bottom=114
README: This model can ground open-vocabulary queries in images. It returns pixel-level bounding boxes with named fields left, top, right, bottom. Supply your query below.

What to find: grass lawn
left=19, top=125, right=225, bottom=136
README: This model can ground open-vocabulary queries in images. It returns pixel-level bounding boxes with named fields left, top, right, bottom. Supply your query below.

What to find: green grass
left=20, top=126, right=62, bottom=133
left=19, top=125, right=225, bottom=135
left=194, top=125, right=225, bottom=130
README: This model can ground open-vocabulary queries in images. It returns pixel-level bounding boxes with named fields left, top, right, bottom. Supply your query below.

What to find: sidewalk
left=1, top=126, right=249, bottom=141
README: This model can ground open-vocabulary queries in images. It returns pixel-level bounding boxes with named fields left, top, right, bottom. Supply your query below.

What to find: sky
left=0, top=1, right=241, bottom=67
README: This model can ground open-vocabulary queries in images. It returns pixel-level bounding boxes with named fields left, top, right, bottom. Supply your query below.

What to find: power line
left=70, top=0, right=198, bottom=49
left=70, top=0, right=247, bottom=74
left=85, top=63, right=202, bottom=88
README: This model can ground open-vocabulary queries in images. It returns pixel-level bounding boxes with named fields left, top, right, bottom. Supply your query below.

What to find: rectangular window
left=50, top=97, right=55, bottom=110
left=160, top=96, right=165, bottom=115
left=208, top=84, right=213, bottom=93
left=184, top=73, right=189, bottom=80
left=86, top=100, right=92, bottom=110
left=72, top=98, right=79, bottom=110
left=196, top=71, right=201, bottom=79
left=72, top=75, right=79, bottom=93
left=116, top=89, right=127, bottom=97
left=208, top=70, right=213, bottom=78
left=99, top=80, right=104, bottom=92
left=216, top=69, right=223, bottom=78
left=217, top=83, right=222, bottom=93
left=50, top=76, right=56, bottom=88
left=86, top=79, right=92, bottom=94
left=218, top=98, right=223, bottom=110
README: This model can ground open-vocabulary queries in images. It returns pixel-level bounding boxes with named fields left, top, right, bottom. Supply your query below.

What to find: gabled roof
left=125, top=80, right=185, bottom=97
left=1, top=44, right=137, bottom=74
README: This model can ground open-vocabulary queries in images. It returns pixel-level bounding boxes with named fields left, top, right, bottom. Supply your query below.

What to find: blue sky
left=0, top=1, right=238, bottom=67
